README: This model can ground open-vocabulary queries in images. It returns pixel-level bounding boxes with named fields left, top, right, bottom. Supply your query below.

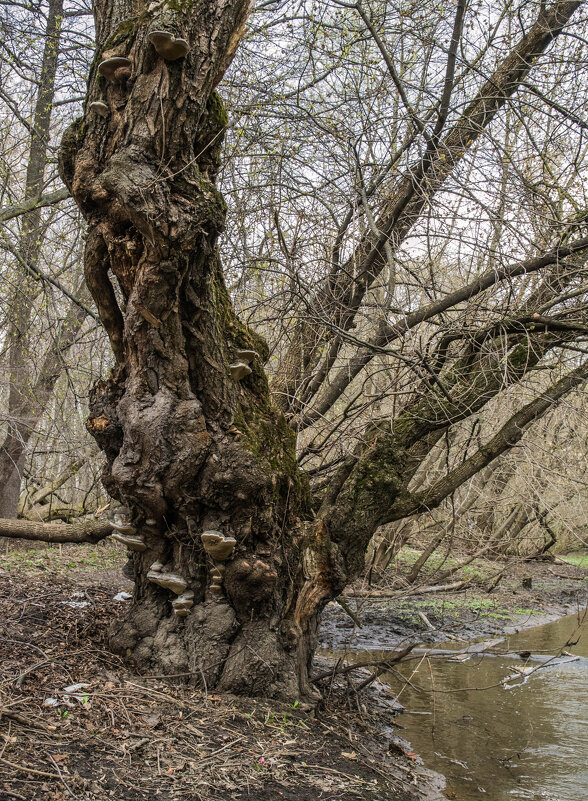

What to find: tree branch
left=0, top=517, right=111, bottom=544
left=0, top=187, right=71, bottom=223
left=386, top=363, right=588, bottom=521
left=296, top=232, right=588, bottom=429
left=276, top=0, right=583, bottom=417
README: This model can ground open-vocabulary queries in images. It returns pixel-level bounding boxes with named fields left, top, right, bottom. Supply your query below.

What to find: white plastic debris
left=113, top=591, right=133, bottom=601
left=43, top=698, right=59, bottom=707
left=64, top=683, right=91, bottom=694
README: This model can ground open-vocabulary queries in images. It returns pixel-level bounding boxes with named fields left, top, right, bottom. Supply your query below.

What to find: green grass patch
left=559, top=552, right=588, bottom=568
left=382, top=594, right=538, bottom=624
left=0, top=541, right=124, bottom=576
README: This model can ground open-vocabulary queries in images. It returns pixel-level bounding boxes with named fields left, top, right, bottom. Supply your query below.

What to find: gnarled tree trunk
left=59, top=0, right=342, bottom=702
left=58, top=0, right=586, bottom=702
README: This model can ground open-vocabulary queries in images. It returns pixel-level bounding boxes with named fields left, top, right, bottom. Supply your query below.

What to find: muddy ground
left=321, top=556, right=588, bottom=652
left=0, top=542, right=586, bottom=801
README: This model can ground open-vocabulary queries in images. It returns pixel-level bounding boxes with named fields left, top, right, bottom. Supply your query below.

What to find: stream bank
left=320, top=556, right=587, bottom=652
left=320, top=609, right=588, bottom=801
left=0, top=543, right=444, bottom=801
left=1, top=543, right=585, bottom=800
left=319, top=556, right=587, bottom=801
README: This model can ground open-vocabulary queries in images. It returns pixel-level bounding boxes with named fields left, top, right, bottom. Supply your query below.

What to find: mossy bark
left=59, top=0, right=347, bottom=701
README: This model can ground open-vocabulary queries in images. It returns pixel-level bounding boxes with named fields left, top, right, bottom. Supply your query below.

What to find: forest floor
left=0, top=540, right=444, bottom=801
left=0, top=541, right=586, bottom=801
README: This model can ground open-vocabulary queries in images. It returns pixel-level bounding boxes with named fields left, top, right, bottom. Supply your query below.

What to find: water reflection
left=323, top=610, right=587, bottom=800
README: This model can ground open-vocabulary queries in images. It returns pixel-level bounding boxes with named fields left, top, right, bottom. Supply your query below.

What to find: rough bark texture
left=59, top=0, right=341, bottom=701
left=0, top=517, right=111, bottom=544
left=58, top=0, right=586, bottom=701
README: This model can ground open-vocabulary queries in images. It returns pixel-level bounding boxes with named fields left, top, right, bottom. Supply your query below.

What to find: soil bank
left=0, top=544, right=444, bottom=801
left=320, top=557, right=588, bottom=652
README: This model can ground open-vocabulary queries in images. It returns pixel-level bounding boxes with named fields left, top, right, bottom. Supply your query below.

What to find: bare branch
left=0, top=517, right=111, bottom=544
left=0, top=187, right=71, bottom=223
left=387, top=363, right=588, bottom=521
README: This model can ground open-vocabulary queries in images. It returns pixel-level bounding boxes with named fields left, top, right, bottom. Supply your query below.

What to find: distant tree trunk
left=0, top=0, right=64, bottom=517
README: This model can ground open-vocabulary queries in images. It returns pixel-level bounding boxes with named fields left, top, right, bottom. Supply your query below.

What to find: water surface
left=323, top=609, right=588, bottom=800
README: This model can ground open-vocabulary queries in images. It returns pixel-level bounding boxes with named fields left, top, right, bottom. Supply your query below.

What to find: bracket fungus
left=235, top=349, right=258, bottom=364
left=149, top=31, right=190, bottom=61
left=89, top=101, right=108, bottom=117
left=229, top=362, right=252, bottom=381
left=98, top=56, right=132, bottom=81
left=172, top=591, right=194, bottom=616
left=209, top=583, right=224, bottom=596
left=149, top=572, right=188, bottom=594
left=146, top=563, right=187, bottom=594
left=109, top=505, right=136, bottom=535
left=111, top=531, right=146, bottom=552
left=201, top=531, right=236, bottom=561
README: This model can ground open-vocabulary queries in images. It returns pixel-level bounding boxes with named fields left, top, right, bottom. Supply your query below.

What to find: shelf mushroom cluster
left=147, top=562, right=194, bottom=617
left=90, top=29, right=191, bottom=122
left=229, top=349, right=258, bottom=382
left=89, top=101, right=109, bottom=117
left=201, top=531, right=236, bottom=595
left=149, top=31, right=190, bottom=60
left=109, top=506, right=146, bottom=551
left=98, top=56, right=132, bottom=82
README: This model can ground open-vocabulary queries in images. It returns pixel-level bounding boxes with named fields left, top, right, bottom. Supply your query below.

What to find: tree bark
left=0, top=517, right=111, bottom=544
left=56, top=0, right=588, bottom=702
left=59, top=0, right=342, bottom=701
left=0, top=0, right=66, bottom=516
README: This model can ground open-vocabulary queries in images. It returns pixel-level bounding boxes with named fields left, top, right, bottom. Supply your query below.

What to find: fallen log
left=343, top=580, right=469, bottom=599
left=0, top=517, right=111, bottom=544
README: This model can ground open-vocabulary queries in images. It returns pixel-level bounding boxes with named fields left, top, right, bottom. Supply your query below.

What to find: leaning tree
left=3, top=0, right=588, bottom=701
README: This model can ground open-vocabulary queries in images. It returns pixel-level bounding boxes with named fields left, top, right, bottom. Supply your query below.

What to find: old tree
left=5, top=0, right=588, bottom=700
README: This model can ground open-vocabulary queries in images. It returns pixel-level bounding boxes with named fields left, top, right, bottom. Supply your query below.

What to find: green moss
left=209, top=255, right=270, bottom=400
left=208, top=91, right=229, bottom=130
left=344, top=427, right=403, bottom=520
left=98, top=14, right=146, bottom=60
left=195, top=92, right=229, bottom=177
left=233, top=406, right=309, bottom=506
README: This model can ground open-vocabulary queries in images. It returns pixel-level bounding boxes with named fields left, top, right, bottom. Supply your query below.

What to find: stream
left=322, top=608, right=588, bottom=800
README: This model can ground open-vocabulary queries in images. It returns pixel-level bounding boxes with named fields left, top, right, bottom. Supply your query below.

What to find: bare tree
left=1, top=0, right=587, bottom=701
left=0, top=0, right=98, bottom=518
